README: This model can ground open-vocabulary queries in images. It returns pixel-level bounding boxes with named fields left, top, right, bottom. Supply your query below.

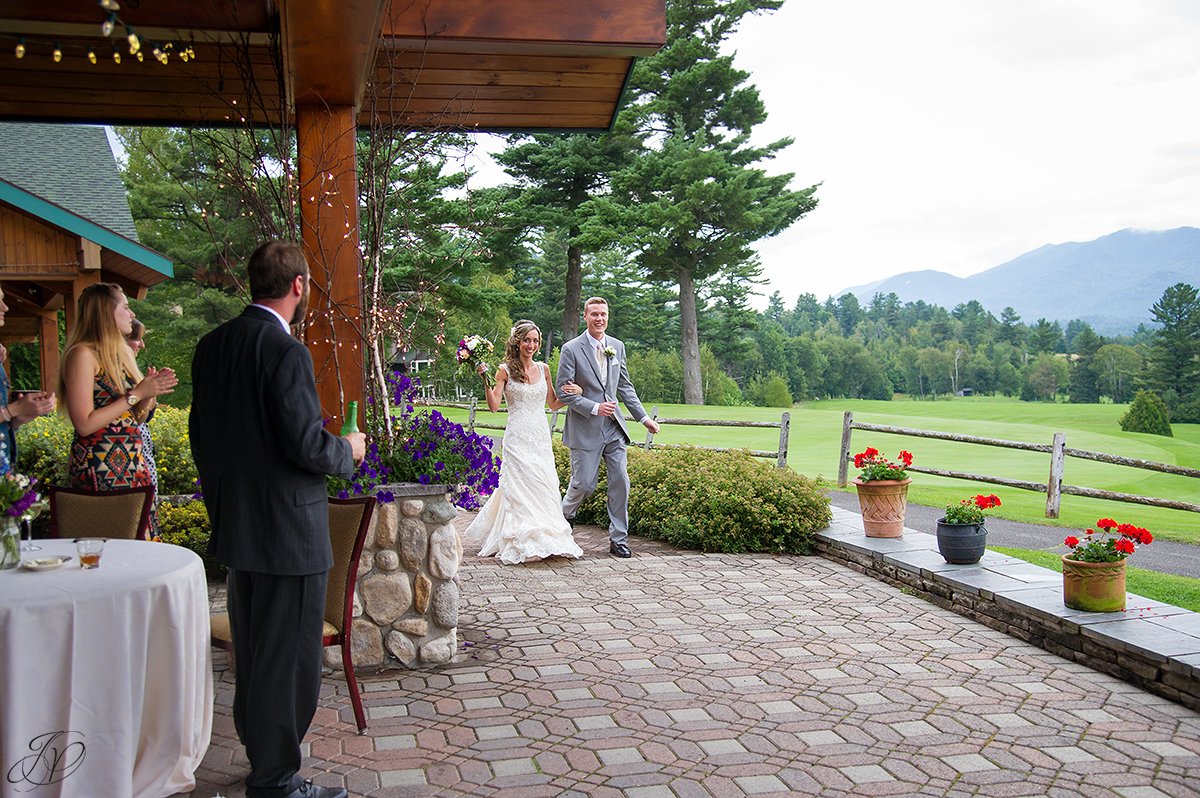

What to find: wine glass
left=20, top=517, right=40, bottom=552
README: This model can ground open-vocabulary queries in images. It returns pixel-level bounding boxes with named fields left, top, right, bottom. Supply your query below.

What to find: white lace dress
left=469, top=363, right=583, bottom=564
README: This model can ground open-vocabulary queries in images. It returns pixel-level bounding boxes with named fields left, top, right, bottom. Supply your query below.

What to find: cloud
left=724, top=0, right=1200, bottom=303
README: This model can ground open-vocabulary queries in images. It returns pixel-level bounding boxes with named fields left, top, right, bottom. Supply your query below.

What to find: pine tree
left=1119, top=390, right=1173, bottom=437
left=610, top=0, right=819, bottom=403
left=1144, top=283, right=1200, bottom=404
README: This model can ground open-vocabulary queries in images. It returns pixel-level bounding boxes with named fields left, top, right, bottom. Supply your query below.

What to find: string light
left=99, top=0, right=121, bottom=11
left=14, top=38, right=24, bottom=59
left=87, top=48, right=97, bottom=64
left=112, top=45, right=120, bottom=64
left=52, top=42, right=62, bottom=63
left=126, top=26, right=140, bottom=54
left=101, top=13, right=116, bottom=37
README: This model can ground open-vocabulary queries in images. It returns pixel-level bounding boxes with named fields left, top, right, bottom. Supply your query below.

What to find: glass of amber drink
left=75, top=538, right=106, bottom=569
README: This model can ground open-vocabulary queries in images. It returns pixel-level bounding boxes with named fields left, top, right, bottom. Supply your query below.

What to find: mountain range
left=840, top=227, right=1200, bottom=335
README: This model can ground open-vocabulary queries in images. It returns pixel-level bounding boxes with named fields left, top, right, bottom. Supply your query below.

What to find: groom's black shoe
left=566, top=516, right=576, bottom=529
left=609, top=542, right=632, bottom=558
left=280, top=779, right=348, bottom=798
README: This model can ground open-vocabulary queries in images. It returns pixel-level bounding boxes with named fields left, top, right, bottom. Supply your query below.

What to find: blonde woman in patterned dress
left=468, top=320, right=584, bottom=564
left=59, top=283, right=177, bottom=537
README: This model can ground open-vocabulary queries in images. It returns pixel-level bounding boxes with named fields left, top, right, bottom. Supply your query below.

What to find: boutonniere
left=603, top=346, right=617, bottom=358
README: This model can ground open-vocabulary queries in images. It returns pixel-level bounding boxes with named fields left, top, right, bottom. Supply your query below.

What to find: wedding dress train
left=469, top=364, right=583, bottom=564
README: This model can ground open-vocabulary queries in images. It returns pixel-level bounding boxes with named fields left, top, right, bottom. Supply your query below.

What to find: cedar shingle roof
left=0, top=122, right=137, bottom=241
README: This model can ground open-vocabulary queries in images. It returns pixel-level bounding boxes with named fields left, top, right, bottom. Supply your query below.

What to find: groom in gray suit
left=556, top=296, right=660, bottom=557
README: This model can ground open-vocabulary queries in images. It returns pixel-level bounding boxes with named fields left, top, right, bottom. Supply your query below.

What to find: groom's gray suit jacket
left=556, top=332, right=649, bottom=450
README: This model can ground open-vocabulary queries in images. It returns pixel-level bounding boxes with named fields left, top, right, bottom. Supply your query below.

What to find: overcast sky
left=717, top=0, right=1200, bottom=305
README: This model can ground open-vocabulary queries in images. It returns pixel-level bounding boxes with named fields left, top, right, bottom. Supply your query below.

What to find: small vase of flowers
left=851, top=447, right=913, bottom=538
left=936, top=493, right=1001, bottom=564
left=0, top=473, right=42, bottom=570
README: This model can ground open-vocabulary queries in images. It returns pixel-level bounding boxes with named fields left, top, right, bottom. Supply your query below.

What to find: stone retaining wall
left=818, top=508, right=1200, bottom=712
left=325, top=483, right=462, bottom=673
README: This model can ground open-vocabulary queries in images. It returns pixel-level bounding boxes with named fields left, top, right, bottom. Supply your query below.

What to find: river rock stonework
left=323, top=483, right=461, bottom=673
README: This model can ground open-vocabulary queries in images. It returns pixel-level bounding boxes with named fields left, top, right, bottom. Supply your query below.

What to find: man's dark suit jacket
left=190, top=305, right=354, bottom=575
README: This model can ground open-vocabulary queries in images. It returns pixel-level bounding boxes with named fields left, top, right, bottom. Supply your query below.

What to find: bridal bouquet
left=456, top=334, right=495, bottom=386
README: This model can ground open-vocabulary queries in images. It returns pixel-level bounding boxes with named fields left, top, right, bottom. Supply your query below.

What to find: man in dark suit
left=190, top=240, right=366, bottom=798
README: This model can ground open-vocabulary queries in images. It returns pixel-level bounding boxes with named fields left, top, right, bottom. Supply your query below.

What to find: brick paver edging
left=818, top=507, right=1200, bottom=711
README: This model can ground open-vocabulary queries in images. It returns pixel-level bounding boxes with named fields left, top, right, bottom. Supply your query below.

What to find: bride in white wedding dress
left=468, top=320, right=584, bottom=564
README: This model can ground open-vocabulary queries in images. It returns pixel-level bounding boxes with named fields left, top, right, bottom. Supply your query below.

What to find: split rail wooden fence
left=425, top=399, right=790, bottom=468
left=837, top=410, right=1200, bottom=517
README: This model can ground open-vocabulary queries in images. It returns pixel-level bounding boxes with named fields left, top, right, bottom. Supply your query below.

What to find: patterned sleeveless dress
left=68, top=369, right=156, bottom=533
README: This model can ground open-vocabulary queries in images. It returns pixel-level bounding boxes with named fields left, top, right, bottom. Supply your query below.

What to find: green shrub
left=553, top=441, right=830, bottom=555
left=762, top=374, right=794, bottom=408
left=156, top=500, right=223, bottom=579
left=16, top=414, right=72, bottom=488
left=1119, top=390, right=1173, bottom=436
left=147, top=404, right=199, bottom=495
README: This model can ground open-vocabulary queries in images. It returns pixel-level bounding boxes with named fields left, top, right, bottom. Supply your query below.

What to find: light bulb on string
left=101, top=13, right=116, bottom=36
left=112, top=45, right=120, bottom=64
left=126, top=26, right=139, bottom=53
left=99, top=0, right=121, bottom=11
left=52, top=43, right=62, bottom=63
left=87, top=48, right=97, bottom=64
left=136, top=50, right=143, bottom=62
left=15, top=38, right=25, bottom=58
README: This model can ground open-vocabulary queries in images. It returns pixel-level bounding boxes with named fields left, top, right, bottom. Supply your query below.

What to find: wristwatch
left=126, top=393, right=140, bottom=407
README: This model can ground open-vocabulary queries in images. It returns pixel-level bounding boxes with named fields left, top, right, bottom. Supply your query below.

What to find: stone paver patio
left=183, top=512, right=1200, bottom=797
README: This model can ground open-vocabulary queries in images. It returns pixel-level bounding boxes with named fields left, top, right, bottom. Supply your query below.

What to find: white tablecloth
left=0, top=540, right=213, bottom=797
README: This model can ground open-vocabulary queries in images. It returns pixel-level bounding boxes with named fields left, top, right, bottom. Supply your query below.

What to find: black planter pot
left=935, top=517, right=987, bottom=564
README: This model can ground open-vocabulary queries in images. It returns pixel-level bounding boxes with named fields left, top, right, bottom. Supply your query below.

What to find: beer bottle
left=341, top=400, right=359, bottom=435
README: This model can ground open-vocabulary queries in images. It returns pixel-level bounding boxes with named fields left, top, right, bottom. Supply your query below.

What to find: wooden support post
left=837, top=411, right=854, bottom=487
left=776, top=412, right=790, bottom=469
left=643, top=405, right=659, bottom=450
left=37, top=311, right=58, bottom=394
left=63, top=271, right=100, bottom=346
left=297, top=103, right=364, bottom=432
left=468, top=397, right=477, bottom=434
left=1046, top=431, right=1066, bottom=518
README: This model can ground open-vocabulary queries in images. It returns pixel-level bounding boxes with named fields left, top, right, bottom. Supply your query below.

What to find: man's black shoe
left=283, top=780, right=348, bottom=798
left=609, top=542, right=631, bottom=558
left=566, top=516, right=576, bottom=528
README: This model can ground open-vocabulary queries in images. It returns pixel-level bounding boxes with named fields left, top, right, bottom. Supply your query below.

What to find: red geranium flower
left=852, top=446, right=913, bottom=482
left=1063, top=517, right=1153, bottom=563
left=945, top=493, right=1003, bottom=525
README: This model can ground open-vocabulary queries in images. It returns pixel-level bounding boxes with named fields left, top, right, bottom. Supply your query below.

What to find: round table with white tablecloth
left=0, top=539, right=213, bottom=797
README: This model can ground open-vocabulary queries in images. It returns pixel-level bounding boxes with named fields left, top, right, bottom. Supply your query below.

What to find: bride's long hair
left=503, top=320, right=541, bottom=384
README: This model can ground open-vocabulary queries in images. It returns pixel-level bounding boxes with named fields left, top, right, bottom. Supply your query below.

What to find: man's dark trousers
left=228, top=568, right=329, bottom=797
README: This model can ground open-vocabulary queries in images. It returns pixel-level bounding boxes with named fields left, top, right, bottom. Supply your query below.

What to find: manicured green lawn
left=432, top=395, right=1200, bottom=544
left=991, top=546, right=1200, bottom=612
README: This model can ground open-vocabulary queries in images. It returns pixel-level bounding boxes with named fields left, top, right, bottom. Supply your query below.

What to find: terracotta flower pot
left=935, top=518, right=987, bottom=564
left=853, top=478, right=910, bottom=538
left=1061, top=555, right=1126, bottom=612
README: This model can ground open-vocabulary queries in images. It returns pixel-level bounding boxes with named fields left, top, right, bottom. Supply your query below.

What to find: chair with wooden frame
left=210, top=495, right=377, bottom=734
left=49, top=485, right=155, bottom=541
